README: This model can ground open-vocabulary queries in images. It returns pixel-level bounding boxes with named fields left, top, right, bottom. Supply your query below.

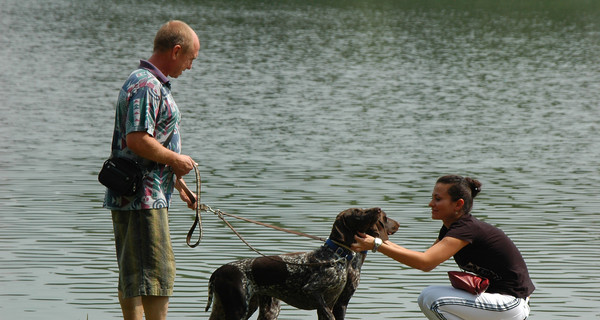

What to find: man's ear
left=171, top=44, right=183, bottom=60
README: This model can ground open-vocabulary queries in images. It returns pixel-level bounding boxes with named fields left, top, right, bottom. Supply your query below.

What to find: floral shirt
left=103, top=60, right=181, bottom=210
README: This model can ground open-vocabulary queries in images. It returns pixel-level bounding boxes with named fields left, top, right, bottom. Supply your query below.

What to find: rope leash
left=203, top=203, right=349, bottom=265
left=182, top=165, right=352, bottom=265
left=203, top=204, right=326, bottom=242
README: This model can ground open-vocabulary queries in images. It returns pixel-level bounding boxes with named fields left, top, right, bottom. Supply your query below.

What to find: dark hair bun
left=465, top=177, right=482, bottom=198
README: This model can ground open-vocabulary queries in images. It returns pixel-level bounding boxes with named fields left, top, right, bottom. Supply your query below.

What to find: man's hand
left=170, top=154, right=197, bottom=178
left=175, top=177, right=197, bottom=210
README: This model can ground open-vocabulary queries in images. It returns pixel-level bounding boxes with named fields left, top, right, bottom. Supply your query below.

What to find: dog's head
left=329, top=207, right=399, bottom=246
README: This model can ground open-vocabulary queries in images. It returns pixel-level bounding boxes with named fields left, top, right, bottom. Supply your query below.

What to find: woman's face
left=429, top=183, right=461, bottom=222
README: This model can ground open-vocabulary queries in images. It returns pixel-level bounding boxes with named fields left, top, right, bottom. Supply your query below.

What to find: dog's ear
left=363, top=208, right=384, bottom=238
left=329, top=208, right=370, bottom=245
left=341, top=208, right=369, bottom=230
left=330, top=208, right=392, bottom=245
left=345, top=207, right=381, bottom=233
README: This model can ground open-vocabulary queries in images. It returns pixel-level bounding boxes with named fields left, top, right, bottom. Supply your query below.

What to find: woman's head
left=435, top=175, right=482, bottom=214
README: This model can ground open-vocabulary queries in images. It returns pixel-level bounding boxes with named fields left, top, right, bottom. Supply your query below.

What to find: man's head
left=151, top=20, right=200, bottom=78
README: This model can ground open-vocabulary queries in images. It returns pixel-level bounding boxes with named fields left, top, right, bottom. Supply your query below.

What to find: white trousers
left=418, top=285, right=530, bottom=320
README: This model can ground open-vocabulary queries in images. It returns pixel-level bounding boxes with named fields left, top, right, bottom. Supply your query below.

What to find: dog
left=205, top=207, right=399, bottom=320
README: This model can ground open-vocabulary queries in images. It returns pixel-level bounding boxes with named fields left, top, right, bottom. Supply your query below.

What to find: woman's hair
left=153, top=20, right=195, bottom=54
left=436, top=175, right=482, bottom=214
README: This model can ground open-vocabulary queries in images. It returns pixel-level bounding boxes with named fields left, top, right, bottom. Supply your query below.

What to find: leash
left=202, top=204, right=347, bottom=265
left=181, top=167, right=354, bottom=265
left=183, top=164, right=202, bottom=247
left=182, top=164, right=325, bottom=247
left=203, top=204, right=326, bottom=242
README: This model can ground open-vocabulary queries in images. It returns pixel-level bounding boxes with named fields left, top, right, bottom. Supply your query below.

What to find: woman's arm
left=351, top=233, right=468, bottom=272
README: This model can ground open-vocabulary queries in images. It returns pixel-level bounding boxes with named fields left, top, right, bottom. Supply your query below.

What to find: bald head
left=153, top=20, right=199, bottom=55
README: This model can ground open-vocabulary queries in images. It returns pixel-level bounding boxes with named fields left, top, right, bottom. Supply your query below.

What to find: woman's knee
left=418, top=285, right=446, bottom=308
left=418, top=286, right=450, bottom=320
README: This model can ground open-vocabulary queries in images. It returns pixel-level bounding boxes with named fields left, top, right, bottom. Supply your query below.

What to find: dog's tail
left=205, top=274, right=214, bottom=312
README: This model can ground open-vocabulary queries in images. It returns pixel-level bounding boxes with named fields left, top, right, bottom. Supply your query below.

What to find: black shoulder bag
left=98, top=131, right=174, bottom=196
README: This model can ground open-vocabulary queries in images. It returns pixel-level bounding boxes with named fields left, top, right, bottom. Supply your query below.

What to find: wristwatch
left=372, top=237, right=383, bottom=252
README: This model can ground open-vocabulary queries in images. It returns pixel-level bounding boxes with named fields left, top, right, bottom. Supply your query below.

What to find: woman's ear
left=455, top=198, right=465, bottom=213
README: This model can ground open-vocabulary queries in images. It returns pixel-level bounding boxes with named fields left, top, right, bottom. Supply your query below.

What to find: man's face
left=172, top=39, right=200, bottom=78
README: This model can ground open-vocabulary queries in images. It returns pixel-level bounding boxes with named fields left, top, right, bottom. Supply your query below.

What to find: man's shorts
left=112, top=209, right=175, bottom=298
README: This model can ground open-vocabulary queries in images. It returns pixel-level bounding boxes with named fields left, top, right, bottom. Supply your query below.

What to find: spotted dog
left=205, top=207, right=399, bottom=320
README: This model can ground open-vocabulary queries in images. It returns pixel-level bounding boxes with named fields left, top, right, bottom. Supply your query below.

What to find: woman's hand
left=351, top=232, right=375, bottom=252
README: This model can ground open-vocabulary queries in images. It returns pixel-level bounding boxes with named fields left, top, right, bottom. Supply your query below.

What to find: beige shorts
left=112, top=209, right=175, bottom=298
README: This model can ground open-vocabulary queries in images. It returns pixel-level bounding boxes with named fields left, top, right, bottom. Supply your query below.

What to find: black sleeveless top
left=438, top=213, right=535, bottom=298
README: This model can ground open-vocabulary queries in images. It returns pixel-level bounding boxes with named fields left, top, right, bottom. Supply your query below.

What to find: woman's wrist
left=372, top=237, right=383, bottom=252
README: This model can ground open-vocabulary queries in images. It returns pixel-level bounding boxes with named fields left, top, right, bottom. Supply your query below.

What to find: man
left=103, top=20, right=200, bottom=320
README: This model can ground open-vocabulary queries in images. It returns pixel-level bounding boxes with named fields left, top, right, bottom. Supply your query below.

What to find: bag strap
left=154, top=77, right=174, bottom=149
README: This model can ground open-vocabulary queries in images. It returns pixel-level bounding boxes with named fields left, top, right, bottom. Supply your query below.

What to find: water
left=1, top=0, right=599, bottom=319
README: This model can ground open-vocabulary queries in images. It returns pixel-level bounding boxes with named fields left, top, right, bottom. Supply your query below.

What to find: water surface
left=1, top=0, right=599, bottom=319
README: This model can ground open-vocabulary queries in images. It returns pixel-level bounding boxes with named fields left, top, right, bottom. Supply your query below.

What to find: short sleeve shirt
left=103, top=60, right=181, bottom=210
left=438, top=214, right=535, bottom=298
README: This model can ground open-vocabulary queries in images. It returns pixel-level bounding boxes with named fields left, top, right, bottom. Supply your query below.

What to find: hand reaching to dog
left=351, top=232, right=375, bottom=252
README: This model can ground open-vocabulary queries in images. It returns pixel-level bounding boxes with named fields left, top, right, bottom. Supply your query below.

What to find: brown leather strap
left=186, top=212, right=201, bottom=247
left=183, top=165, right=201, bottom=248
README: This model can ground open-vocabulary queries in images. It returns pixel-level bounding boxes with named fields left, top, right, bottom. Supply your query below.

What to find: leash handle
left=184, top=164, right=202, bottom=248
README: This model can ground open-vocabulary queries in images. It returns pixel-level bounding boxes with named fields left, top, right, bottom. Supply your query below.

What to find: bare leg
left=118, top=291, right=143, bottom=320
left=142, top=296, right=169, bottom=320
left=118, top=291, right=169, bottom=320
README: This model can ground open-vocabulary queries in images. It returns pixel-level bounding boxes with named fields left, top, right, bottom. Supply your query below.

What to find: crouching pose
left=351, top=175, right=534, bottom=320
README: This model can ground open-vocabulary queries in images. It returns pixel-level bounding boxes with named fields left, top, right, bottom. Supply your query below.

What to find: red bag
left=448, top=271, right=489, bottom=295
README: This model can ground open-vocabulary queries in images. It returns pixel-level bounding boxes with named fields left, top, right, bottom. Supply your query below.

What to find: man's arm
left=126, top=131, right=196, bottom=178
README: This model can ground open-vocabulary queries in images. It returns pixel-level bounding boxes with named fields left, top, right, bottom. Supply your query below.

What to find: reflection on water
left=1, top=0, right=599, bottom=319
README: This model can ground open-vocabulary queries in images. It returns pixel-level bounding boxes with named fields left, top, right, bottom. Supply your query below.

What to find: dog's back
left=206, top=247, right=363, bottom=320
left=205, top=208, right=399, bottom=320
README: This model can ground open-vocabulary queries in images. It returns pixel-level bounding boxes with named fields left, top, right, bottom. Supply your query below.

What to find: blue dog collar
left=325, top=238, right=365, bottom=261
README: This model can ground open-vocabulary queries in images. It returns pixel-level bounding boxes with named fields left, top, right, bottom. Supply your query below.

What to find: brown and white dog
left=205, top=207, right=399, bottom=320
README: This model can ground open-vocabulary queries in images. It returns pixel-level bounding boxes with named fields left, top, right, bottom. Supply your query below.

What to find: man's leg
left=142, top=296, right=169, bottom=320
left=118, top=291, right=143, bottom=320
left=118, top=291, right=169, bottom=320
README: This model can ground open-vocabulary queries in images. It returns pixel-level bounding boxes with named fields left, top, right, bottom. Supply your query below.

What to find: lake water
left=1, top=0, right=599, bottom=319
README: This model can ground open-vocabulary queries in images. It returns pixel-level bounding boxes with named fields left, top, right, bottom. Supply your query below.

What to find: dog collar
left=325, top=239, right=362, bottom=261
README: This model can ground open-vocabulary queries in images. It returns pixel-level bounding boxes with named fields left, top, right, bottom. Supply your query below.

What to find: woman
left=351, top=175, right=534, bottom=319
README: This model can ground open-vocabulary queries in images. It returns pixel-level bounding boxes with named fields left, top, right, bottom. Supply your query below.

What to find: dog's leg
left=332, top=303, right=348, bottom=320
left=256, top=295, right=281, bottom=320
left=332, top=256, right=364, bottom=320
left=313, top=294, right=336, bottom=320
left=208, top=264, right=251, bottom=320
